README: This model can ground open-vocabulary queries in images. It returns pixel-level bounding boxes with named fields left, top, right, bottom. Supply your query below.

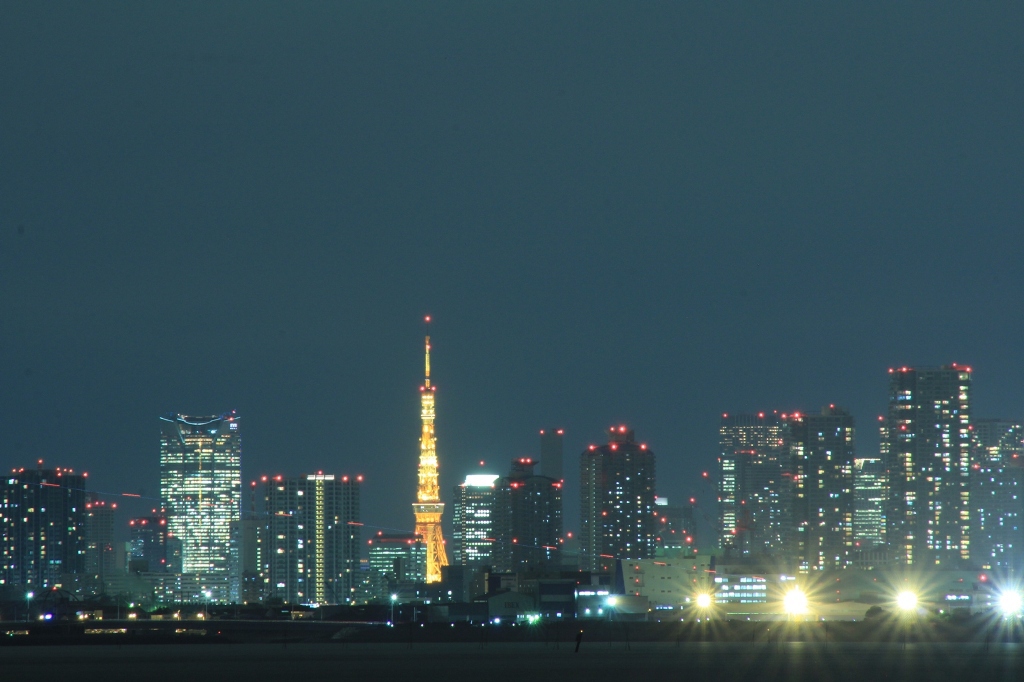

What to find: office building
left=367, top=532, right=426, bottom=597
left=717, top=413, right=787, bottom=555
left=883, top=365, right=972, bottom=567
left=493, top=458, right=563, bottom=572
left=540, top=428, right=564, bottom=481
left=653, top=497, right=697, bottom=552
left=159, top=412, right=241, bottom=600
left=84, top=497, right=118, bottom=584
left=452, top=474, right=498, bottom=567
left=579, top=426, right=656, bottom=573
left=0, top=465, right=86, bottom=589
left=853, top=457, right=886, bottom=549
left=786, top=407, right=856, bottom=571
left=971, top=419, right=1024, bottom=569
left=262, top=473, right=361, bottom=605
left=129, top=514, right=174, bottom=573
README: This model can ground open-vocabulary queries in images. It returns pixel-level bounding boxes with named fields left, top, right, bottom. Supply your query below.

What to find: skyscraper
left=786, top=407, right=856, bottom=571
left=540, top=428, right=564, bottom=481
left=84, top=496, right=118, bottom=585
left=883, top=365, right=972, bottom=567
left=971, top=419, right=1024, bottom=570
left=261, top=473, right=361, bottom=605
left=367, top=532, right=426, bottom=597
left=717, top=413, right=787, bottom=554
left=0, top=465, right=86, bottom=589
left=412, top=321, right=448, bottom=583
left=452, top=474, right=498, bottom=567
left=653, top=497, right=697, bottom=552
left=492, top=458, right=563, bottom=573
left=129, top=514, right=173, bottom=573
left=579, top=426, right=656, bottom=573
left=159, top=412, right=241, bottom=599
left=853, top=456, right=886, bottom=549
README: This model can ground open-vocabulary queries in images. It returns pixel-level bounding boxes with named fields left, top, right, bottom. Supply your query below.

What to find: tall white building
left=452, top=474, right=498, bottom=567
left=159, top=412, right=241, bottom=601
left=853, top=457, right=885, bottom=548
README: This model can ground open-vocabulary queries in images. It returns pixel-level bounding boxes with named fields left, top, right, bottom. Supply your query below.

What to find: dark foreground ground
left=3, top=641, right=1024, bottom=682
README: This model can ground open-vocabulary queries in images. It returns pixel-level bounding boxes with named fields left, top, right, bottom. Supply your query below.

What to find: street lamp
left=390, top=594, right=398, bottom=624
left=25, top=591, right=34, bottom=622
left=204, top=590, right=213, bottom=620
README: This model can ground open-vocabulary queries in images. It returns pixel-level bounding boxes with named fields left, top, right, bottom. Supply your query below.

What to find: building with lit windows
left=159, top=412, right=241, bottom=601
left=971, top=419, right=1023, bottom=570
left=653, top=497, right=697, bottom=553
left=853, top=457, right=886, bottom=549
left=717, top=413, right=787, bottom=555
left=493, top=458, right=563, bottom=572
left=579, top=426, right=656, bottom=573
left=367, top=532, right=426, bottom=598
left=129, top=514, right=175, bottom=573
left=452, top=474, right=498, bottom=567
left=883, top=365, right=972, bottom=567
left=0, top=466, right=87, bottom=589
left=261, top=473, right=361, bottom=605
left=786, top=407, right=856, bottom=571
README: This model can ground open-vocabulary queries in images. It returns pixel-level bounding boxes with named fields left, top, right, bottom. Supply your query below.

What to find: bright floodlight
left=999, top=591, right=1023, bottom=615
left=606, top=596, right=618, bottom=607
left=695, top=593, right=712, bottom=609
left=783, top=588, right=808, bottom=615
left=896, top=591, right=917, bottom=611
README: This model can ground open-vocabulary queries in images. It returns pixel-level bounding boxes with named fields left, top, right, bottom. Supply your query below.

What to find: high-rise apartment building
left=787, top=407, right=856, bottom=571
left=971, top=419, right=1024, bottom=570
left=717, top=413, right=787, bottom=555
left=883, top=365, right=972, bottom=567
left=261, top=473, right=361, bottom=605
left=540, top=428, right=564, bottom=481
left=452, top=474, right=498, bottom=567
left=853, top=457, right=886, bottom=549
left=579, top=426, right=656, bottom=573
left=159, top=412, right=242, bottom=600
left=0, top=465, right=86, bottom=589
left=493, top=458, right=563, bottom=573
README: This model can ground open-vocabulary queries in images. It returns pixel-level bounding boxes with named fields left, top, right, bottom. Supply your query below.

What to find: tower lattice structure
left=413, top=321, right=449, bottom=583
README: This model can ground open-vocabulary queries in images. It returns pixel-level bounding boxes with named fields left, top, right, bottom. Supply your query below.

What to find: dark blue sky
left=2, top=2, right=1023, bottom=537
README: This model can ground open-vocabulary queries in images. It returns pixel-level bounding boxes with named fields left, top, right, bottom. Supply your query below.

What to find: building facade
left=159, top=412, right=241, bottom=600
left=786, top=407, right=856, bottom=571
left=853, top=456, right=886, bottom=549
left=84, top=497, right=118, bottom=585
left=971, top=419, right=1024, bottom=570
left=493, top=458, right=563, bottom=573
left=883, top=365, right=972, bottom=567
left=452, top=474, right=498, bottom=567
left=579, top=426, right=656, bottom=573
left=540, top=428, right=564, bottom=481
left=261, top=473, right=361, bottom=605
left=0, top=466, right=87, bottom=589
left=129, top=514, right=175, bottom=573
left=718, top=413, right=787, bottom=555
left=367, top=532, right=426, bottom=598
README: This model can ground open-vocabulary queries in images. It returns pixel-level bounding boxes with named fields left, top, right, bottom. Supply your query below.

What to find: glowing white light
left=999, top=591, right=1023, bottom=615
left=696, top=593, right=712, bottom=609
left=896, top=591, right=917, bottom=611
left=783, top=588, right=808, bottom=615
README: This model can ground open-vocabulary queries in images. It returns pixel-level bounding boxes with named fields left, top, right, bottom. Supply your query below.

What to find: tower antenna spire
left=424, top=315, right=431, bottom=388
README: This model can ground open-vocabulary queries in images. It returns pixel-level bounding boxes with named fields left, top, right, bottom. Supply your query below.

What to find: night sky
left=2, top=3, right=1023, bottom=539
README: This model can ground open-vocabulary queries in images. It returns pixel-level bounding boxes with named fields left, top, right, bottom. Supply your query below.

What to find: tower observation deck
left=413, top=317, right=448, bottom=583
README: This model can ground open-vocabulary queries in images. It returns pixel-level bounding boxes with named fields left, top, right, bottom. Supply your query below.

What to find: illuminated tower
left=413, top=319, right=449, bottom=583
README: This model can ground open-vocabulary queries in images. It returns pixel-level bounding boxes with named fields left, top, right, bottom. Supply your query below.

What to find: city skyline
left=3, top=2, right=1024, bottom=557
